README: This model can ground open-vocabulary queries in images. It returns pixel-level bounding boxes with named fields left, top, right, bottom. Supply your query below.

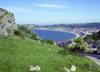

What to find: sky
left=0, top=0, right=100, bottom=25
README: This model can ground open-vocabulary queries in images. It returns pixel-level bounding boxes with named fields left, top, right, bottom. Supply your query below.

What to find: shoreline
left=34, top=29, right=80, bottom=42
left=69, top=32, right=80, bottom=40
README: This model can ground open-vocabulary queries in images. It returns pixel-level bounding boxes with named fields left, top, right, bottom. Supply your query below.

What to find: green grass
left=0, top=35, right=100, bottom=72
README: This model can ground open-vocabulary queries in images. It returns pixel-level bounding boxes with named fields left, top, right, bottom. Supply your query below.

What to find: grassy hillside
left=0, top=35, right=100, bottom=72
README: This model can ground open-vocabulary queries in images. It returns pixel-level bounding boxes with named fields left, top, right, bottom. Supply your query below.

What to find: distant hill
left=39, top=23, right=100, bottom=28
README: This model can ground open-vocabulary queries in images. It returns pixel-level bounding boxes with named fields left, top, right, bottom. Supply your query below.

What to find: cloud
left=0, top=6, right=66, bottom=15
left=33, top=4, right=71, bottom=8
left=1, top=6, right=32, bottom=13
left=37, top=12, right=63, bottom=14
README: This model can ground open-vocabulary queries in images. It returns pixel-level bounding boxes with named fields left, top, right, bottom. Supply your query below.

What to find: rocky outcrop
left=0, top=8, right=18, bottom=36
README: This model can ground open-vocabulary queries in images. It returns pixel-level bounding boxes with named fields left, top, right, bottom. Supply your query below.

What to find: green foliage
left=30, top=33, right=39, bottom=40
left=14, top=25, right=39, bottom=40
left=85, top=31, right=100, bottom=41
left=46, top=39, right=54, bottom=44
left=84, top=35, right=94, bottom=41
left=14, top=29, right=22, bottom=36
left=70, top=37, right=88, bottom=55
left=88, top=48, right=93, bottom=53
left=14, top=25, right=54, bottom=44
left=11, top=13, right=14, bottom=16
left=58, top=48, right=69, bottom=55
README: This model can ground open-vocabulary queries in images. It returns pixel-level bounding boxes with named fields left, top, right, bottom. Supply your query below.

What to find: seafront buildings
left=63, top=28, right=100, bottom=37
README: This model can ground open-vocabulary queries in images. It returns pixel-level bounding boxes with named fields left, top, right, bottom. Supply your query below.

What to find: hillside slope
left=0, top=35, right=100, bottom=72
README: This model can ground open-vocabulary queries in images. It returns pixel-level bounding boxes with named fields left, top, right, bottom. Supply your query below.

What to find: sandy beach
left=69, top=32, right=80, bottom=39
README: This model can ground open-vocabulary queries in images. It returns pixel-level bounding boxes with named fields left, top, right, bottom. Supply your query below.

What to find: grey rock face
left=0, top=8, right=18, bottom=36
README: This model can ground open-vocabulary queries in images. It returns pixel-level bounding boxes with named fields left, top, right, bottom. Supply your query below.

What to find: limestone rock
left=64, top=68, right=70, bottom=72
left=0, top=8, right=18, bottom=36
left=70, top=65, right=76, bottom=71
left=29, top=65, right=41, bottom=71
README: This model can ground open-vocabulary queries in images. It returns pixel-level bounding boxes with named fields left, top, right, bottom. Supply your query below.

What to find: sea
left=34, top=29, right=76, bottom=42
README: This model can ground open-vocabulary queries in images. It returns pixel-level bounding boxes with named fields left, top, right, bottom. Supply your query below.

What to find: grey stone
left=0, top=8, right=18, bottom=36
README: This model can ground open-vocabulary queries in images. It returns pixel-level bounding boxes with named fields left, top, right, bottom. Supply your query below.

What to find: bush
left=46, top=39, right=54, bottom=45
left=58, top=48, right=69, bottom=55
left=69, top=37, right=88, bottom=55
left=84, top=31, right=100, bottom=41
left=39, top=38, right=45, bottom=42
left=84, top=35, right=93, bottom=41
left=30, top=33, right=39, bottom=40
left=18, top=25, right=32, bottom=34
left=14, top=30, right=21, bottom=36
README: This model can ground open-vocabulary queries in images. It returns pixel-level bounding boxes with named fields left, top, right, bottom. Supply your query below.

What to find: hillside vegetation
left=0, top=35, right=100, bottom=72
left=85, top=31, right=100, bottom=41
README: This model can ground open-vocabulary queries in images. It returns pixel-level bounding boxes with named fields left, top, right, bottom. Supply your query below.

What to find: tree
left=70, top=37, right=88, bottom=55
left=84, top=31, right=100, bottom=41
left=84, top=35, right=93, bottom=41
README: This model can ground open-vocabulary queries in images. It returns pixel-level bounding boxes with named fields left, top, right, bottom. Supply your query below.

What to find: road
left=86, top=53, right=100, bottom=66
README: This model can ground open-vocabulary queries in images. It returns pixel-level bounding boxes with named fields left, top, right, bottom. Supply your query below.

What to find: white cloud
left=37, top=12, right=63, bottom=14
left=1, top=6, right=32, bottom=13
left=0, top=6, right=66, bottom=15
left=33, top=4, right=71, bottom=8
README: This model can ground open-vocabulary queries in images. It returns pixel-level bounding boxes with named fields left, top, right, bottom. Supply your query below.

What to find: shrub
left=39, top=38, right=45, bottom=42
left=30, top=33, right=39, bottom=40
left=69, top=37, right=88, bottom=55
left=14, top=30, right=21, bottom=36
left=46, top=39, right=54, bottom=45
left=84, top=35, right=93, bottom=41
left=58, top=48, right=69, bottom=55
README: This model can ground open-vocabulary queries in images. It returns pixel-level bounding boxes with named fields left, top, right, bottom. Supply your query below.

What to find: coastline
left=69, top=32, right=80, bottom=40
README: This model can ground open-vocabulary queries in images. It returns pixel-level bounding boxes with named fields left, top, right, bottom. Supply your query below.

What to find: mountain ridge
left=24, top=22, right=100, bottom=29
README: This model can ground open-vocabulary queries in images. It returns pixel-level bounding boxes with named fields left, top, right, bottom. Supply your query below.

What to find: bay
left=34, top=30, right=76, bottom=42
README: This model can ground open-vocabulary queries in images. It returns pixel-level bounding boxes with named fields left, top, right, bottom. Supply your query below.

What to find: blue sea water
left=34, top=30, right=76, bottom=42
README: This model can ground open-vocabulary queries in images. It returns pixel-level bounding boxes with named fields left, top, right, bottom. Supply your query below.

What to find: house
left=87, top=41, right=99, bottom=52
